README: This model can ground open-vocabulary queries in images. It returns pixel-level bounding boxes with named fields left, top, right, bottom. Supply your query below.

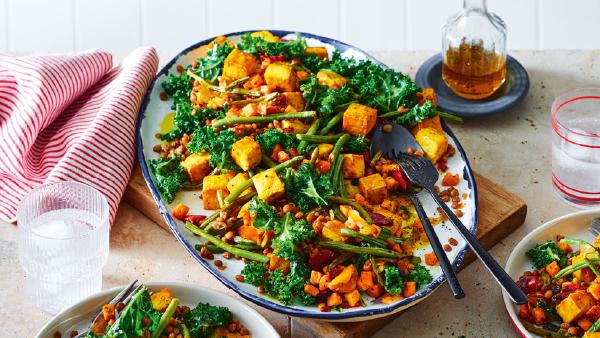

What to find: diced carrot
left=310, top=271, right=323, bottom=285
left=344, top=289, right=361, bottom=307
left=172, top=203, right=190, bottom=220
left=402, top=281, right=417, bottom=298
left=304, top=284, right=319, bottom=297
left=578, top=317, right=594, bottom=331
left=532, top=307, right=546, bottom=325
left=327, top=292, right=343, bottom=307
left=441, top=173, right=460, bottom=187
left=315, top=160, right=332, bottom=174
left=367, top=284, right=383, bottom=298
left=319, top=274, right=331, bottom=291
left=545, top=261, right=560, bottom=277
left=557, top=242, right=572, bottom=253
left=424, top=252, right=439, bottom=266
left=357, top=271, right=374, bottom=292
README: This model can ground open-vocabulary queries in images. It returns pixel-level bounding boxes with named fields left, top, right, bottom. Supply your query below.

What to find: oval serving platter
left=36, top=281, right=279, bottom=338
left=136, top=30, right=478, bottom=321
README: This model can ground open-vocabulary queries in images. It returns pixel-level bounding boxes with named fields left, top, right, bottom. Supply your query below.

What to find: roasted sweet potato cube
left=342, top=103, right=378, bottom=136
left=227, top=172, right=252, bottom=196
left=151, top=288, right=174, bottom=311
left=328, top=265, right=358, bottom=293
left=342, top=154, right=365, bottom=179
left=584, top=332, right=600, bottom=338
left=344, top=289, right=361, bottom=307
left=231, top=137, right=262, bottom=171
left=223, top=49, right=259, bottom=80
left=304, top=284, right=320, bottom=297
left=327, top=292, right=343, bottom=307
left=250, top=30, right=279, bottom=42
left=269, top=254, right=290, bottom=272
left=282, top=92, right=305, bottom=112
left=413, top=127, right=448, bottom=164
left=202, top=174, right=230, bottom=210
left=357, top=271, right=374, bottom=292
left=358, top=174, right=387, bottom=204
left=556, top=290, right=596, bottom=323
left=310, top=271, right=323, bottom=285
left=264, top=62, right=299, bottom=92
left=181, top=152, right=211, bottom=183
left=281, top=119, right=310, bottom=133
left=239, top=225, right=261, bottom=243
left=317, top=70, right=348, bottom=89
left=306, top=47, right=329, bottom=60
left=588, top=282, right=600, bottom=300
left=381, top=293, right=404, bottom=304
left=252, top=169, right=285, bottom=202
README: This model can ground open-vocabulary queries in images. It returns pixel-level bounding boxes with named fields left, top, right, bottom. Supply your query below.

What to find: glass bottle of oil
left=442, top=0, right=507, bottom=100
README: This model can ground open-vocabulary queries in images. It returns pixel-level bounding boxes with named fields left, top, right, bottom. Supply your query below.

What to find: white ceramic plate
left=503, top=209, right=600, bottom=338
left=36, top=281, right=279, bottom=338
left=137, top=30, right=478, bottom=320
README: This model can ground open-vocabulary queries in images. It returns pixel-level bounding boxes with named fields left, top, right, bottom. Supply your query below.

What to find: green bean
left=318, top=241, right=405, bottom=259
left=379, top=111, right=404, bottom=118
left=438, top=111, right=464, bottom=124
left=318, top=111, right=344, bottom=135
left=234, top=236, right=257, bottom=245
left=371, top=257, right=385, bottom=285
left=224, top=156, right=303, bottom=204
left=329, top=133, right=350, bottom=164
left=298, top=119, right=320, bottom=153
left=229, top=92, right=279, bottom=106
left=186, top=222, right=269, bottom=262
left=554, top=258, right=600, bottom=279
left=194, top=244, right=225, bottom=253
left=332, top=205, right=347, bottom=222
left=326, top=196, right=372, bottom=224
left=370, top=150, right=383, bottom=166
left=200, top=191, right=257, bottom=229
left=330, top=155, right=344, bottom=184
left=179, top=324, right=191, bottom=338
left=328, top=252, right=353, bottom=269
left=338, top=169, right=348, bottom=199
left=152, top=298, right=180, bottom=338
left=212, top=111, right=316, bottom=127
left=187, top=70, right=260, bottom=96
left=340, top=228, right=388, bottom=247
left=296, top=134, right=344, bottom=143
left=261, top=154, right=276, bottom=168
left=225, top=76, right=249, bottom=89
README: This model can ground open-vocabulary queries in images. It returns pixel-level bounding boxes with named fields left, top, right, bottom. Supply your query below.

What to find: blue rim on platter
left=415, top=53, right=529, bottom=118
left=135, top=30, right=478, bottom=320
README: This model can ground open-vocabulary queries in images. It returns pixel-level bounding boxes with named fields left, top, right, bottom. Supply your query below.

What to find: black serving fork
left=391, top=150, right=527, bottom=304
left=74, top=280, right=140, bottom=338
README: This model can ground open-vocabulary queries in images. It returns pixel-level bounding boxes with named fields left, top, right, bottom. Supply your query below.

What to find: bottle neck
left=463, top=0, right=487, bottom=10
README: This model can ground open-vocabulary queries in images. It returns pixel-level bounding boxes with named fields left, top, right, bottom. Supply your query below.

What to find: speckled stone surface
left=2, top=51, right=598, bottom=338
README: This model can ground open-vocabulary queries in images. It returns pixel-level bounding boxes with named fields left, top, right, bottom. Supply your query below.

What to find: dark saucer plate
left=415, top=53, right=529, bottom=118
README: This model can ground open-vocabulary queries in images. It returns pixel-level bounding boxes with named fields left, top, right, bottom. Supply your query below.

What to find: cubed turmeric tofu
left=413, top=127, right=448, bottom=164
left=342, top=103, right=378, bottom=136
left=223, top=49, right=259, bottom=80
left=588, top=282, right=600, bottom=300
left=584, top=332, right=600, bottom=338
left=151, top=288, right=174, bottom=311
left=202, top=174, right=230, bottom=210
left=252, top=169, right=285, bottom=202
left=264, top=62, right=299, bottom=92
left=321, top=220, right=347, bottom=242
left=282, top=92, right=305, bottom=112
left=342, top=154, right=365, bottom=179
left=328, top=265, right=358, bottom=293
left=250, top=30, right=279, bottom=42
left=227, top=172, right=252, bottom=196
left=344, top=289, right=361, bottom=307
left=281, top=119, right=310, bottom=133
left=181, top=152, right=211, bottom=183
left=317, top=70, right=348, bottom=89
left=413, top=115, right=443, bottom=133
left=556, top=290, right=596, bottom=323
left=231, top=137, right=262, bottom=171
left=358, top=174, right=387, bottom=204
left=306, top=47, right=329, bottom=60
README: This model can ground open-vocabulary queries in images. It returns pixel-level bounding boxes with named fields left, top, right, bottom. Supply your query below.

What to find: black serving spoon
left=371, top=122, right=527, bottom=304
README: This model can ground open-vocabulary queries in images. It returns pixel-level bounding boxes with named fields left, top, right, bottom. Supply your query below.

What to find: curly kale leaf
left=383, top=265, right=404, bottom=295
left=193, top=41, right=233, bottom=83
left=255, top=129, right=299, bottom=155
left=394, top=101, right=439, bottom=128
left=105, top=288, right=160, bottom=338
left=408, top=263, right=433, bottom=289
left=241, top=260, right=268, bottom=287
left=264, top=259, right=314, bottom=305
left=300, top=74, right=354, bottom=119
left=247, top=198, right=281, bottom=231
left=238, top=32, right=307, bottom=59
left=302, top=54, right=328, bottom=73
left=149, top=156, right=185, bottom=203
left=162, top=68, right=192, bottom=107
left=187, top=126, right=237, bottom=170
left=160, top=102, right=225, bottom=141
left=343, top=134, right=368, bottom=154
left=286, top=163, right=334, bottom=212
left=272, top=213, right=316, bottom=261
left=182, top=302, right=233, bottom=338
left=526, top=241, right=568, bottom=269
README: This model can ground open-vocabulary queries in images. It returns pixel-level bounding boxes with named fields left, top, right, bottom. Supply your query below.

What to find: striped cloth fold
left=0, top=48, right=159, bottom=224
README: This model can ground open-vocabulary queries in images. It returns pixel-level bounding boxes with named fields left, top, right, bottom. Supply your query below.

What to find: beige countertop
left=2, top=50, right=598, bottom=338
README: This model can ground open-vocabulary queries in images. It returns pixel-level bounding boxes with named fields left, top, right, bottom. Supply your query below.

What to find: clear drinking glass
left=17, top=181, right=109, bottom=314
left=552, top=88, right=600, bottom=208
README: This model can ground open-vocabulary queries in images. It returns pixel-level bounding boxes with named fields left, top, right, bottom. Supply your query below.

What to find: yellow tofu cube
left=231, top=137, right=262, bottom=171
left=317, top=70, right=348, bottom=89
left=342, top=154, right=365, bottom=179
left=250, top=30, right=279, bottom=42
left=202, top=174, right=230, bottom=210
left=282, top=92, right=305, bottom=112
left=281, top=119, right=310, bottom=133
left=227, top=172, right=252, bottom=196
left=264, top=62, right=299, bottom=92
left=588, top=282, right=600, bottom=300
left=223, top=49, right=259, bottom=80
left=150, top=288, right=174, bottom=311
left=306, top=47, right=329, bottom=60
left=358, top=174, right=387, bottom=204
left=342, top=103, right=378, bottom=136
left=181, top=152, right=211, bottom=183
left=556, top=290, right=595, bottom=323
left=413, top=128, right=448, bottom=164
left=252, top=169, right=285, bottom=202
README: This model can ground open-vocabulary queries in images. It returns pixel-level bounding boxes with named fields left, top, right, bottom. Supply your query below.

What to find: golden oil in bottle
left=442, top=40, right=506, bottom=100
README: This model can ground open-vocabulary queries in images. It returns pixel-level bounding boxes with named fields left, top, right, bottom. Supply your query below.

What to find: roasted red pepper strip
left=390, top=169, right=408, bottom=191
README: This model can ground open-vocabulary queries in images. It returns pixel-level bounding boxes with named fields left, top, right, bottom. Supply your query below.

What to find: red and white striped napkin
left=0, top=48, right=159, bottom=224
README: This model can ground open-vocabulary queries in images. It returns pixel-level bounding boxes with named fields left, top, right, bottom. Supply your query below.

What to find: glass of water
left=17, top=181, right=109, bottom=314
left=552, top=88, right=600, bottom=208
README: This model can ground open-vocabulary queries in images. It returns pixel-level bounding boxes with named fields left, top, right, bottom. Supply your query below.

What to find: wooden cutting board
left=123, top=162, right=526, bottom=338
